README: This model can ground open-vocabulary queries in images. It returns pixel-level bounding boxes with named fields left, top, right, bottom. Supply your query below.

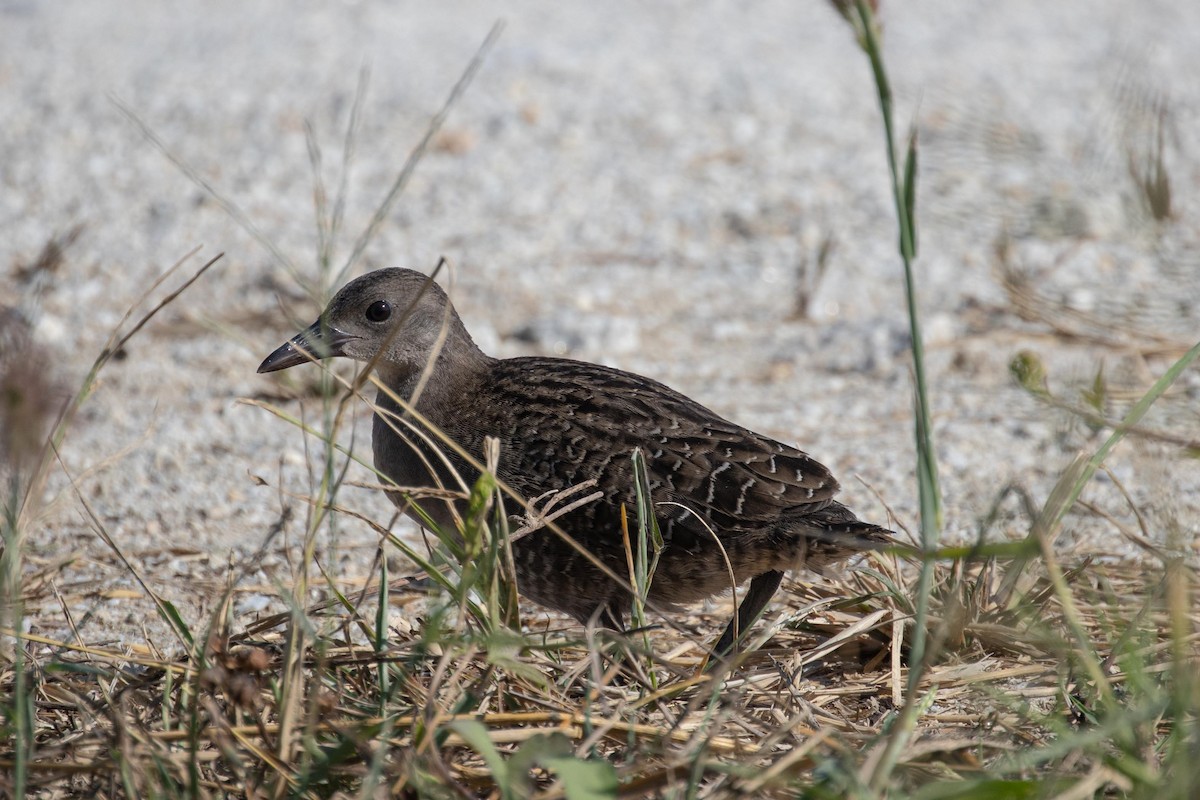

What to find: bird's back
left=425, top=356, right=881, bottom=566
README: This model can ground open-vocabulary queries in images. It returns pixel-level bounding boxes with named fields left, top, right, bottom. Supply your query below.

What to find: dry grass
left=3, top=530, right=1196, bottom=797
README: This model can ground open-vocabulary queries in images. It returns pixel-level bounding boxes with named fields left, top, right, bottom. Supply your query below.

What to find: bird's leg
left=712, top=570, right=784, bottom=658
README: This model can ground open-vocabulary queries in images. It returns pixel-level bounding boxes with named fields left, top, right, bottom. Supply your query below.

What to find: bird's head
left=257, top=268, right=477, bottom=383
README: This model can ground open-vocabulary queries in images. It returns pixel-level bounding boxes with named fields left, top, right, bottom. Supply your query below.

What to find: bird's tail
left=785, top=502, right=893, bottom=570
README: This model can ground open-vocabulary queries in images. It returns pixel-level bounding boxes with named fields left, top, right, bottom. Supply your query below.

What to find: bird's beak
left=257, top=320, right=356, bottom=373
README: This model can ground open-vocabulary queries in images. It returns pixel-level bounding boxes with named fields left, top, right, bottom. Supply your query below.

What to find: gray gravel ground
left=3, top=0, right=1198, bottom=646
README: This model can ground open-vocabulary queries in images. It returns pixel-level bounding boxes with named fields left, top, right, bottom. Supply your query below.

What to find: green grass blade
left=903, top=127, right=919, bottom=258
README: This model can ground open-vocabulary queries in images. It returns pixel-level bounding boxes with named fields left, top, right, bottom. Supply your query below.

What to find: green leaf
left=449, top=720, right=514, bottom=797
left=159, top=599, right=194, bottom=647
left=909, top=777, right=1062, bottom=800
left=508, top=733, right=571, bottom=782
left=544, top=756, right=619, bottom=800
left=507, top=733, right=617, bottom=800
left=485, top=628, right=547, bottom=687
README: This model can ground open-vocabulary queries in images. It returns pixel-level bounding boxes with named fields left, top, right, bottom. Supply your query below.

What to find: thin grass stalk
left=492, top=484, right=521, bottom=631
left=1, top=482, right=29, bottom=798
left=1165, top=563, right=1199, bottom=796
left=631, top=450, right=663, bottom=605
left=314, top=376, right=346, bottom=570
left=57, top=445, right=195, bottom=651
left=249, top=34, right=501, bottom=790
left=273, top=496, right=319, bottom=796
left=851, top=0, right=940, bottom=672
left=841, top=1, right=946, bottom=791
left=327, top=64, right=369, bottom=274
left=297, top=127, right=367, bottom=786
left=308, top=122, right=361, bottom=595
left=184, top=632, right=205, bottom=797
left=6, top=614, right=29, bottom=796
left=15, top=250, right=219, bottom=536
left=306, top=120, right=331, bottom=278
left=484, top=437, right=521, bottom=630
left=630, top=449, right=663, bottom=684
left=376, top=544, right=391, bottom=713
left=460, top=464, right=500, bottom=634
left=116, top=97, right=303, bottom=282
left=359, top=714, right=399, bottom=798
left=852, top=0, right=940, bottom=543
left=334, top=21, right=504, bottom=288
left=308, top=62, right=368, bottom=281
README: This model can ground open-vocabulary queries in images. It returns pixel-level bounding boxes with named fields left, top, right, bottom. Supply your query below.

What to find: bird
left=258, top=268, right=891, bottom=656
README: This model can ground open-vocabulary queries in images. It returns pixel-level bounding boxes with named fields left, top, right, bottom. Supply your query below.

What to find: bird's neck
left=373, top=336, right=494, bottom=420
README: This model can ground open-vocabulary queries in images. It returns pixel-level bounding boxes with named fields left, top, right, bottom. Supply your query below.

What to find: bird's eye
left=365, top=300, right=392, bottom=323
